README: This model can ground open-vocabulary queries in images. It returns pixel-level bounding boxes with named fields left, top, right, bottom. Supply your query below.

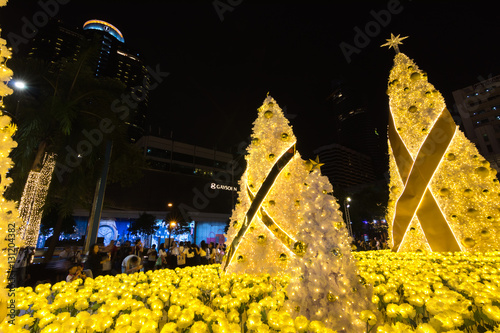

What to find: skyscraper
left=25, top=19, right=150, bottom=141
left=452, top=75, right=500, bottom=172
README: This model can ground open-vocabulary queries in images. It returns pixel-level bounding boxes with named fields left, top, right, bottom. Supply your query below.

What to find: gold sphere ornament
left=268, top=153, right=275, bottom=161
left=467, top=208, right=478, bottom=216
left=267, top=102, right=274, bottom=107
left=439, top=188, right=450, bottom=197
left=295, top=200, right=300, bottom=206
left=293, top=241, right=308, bottom=256
left=281, top=133, right=289, bottom=141
left=257, top=234, right=266, bottom=244
left=475, top=166, right=489, bottom=178
left=462, top=237, right=476, bottom=248
left=408, top=105, right=417, bottom=113
left=480, top=229, right=491, bottom=239
left=237, top=255, right=245, bottom=263
left=322, top=190, right=328, bottom=194
left=446, top=153, right=456, bottom=161
left=463, top=189, right=473, bottom=197
left=334, top=222, right=343, bottom=230
left=410, top=72, right=421, bottom=81
left=264, top=110, right=273, bottom=118
left=278, top=253, right=287, bottom=262
left=331, top=248, right=342, bottom=258
left=294, top=306, right=300, bottom=312
left=268, top=200, right=275, bottom=206
left=327, top=292, right=338, bottom=303
left=251, top=137, right=260, bottom=145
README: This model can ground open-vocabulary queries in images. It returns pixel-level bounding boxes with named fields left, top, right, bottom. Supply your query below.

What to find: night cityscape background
left=0, top=0, right=499, bottom=254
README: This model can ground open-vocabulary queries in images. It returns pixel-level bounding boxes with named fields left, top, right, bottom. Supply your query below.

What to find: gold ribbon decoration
left=222, top=144, right=297, bottom=271
left=389, top=108, right=461, bottom=252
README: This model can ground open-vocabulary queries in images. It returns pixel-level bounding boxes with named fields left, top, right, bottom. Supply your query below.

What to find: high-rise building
left=452, top=75, right=500, bottom=172
left=326, top=80, right=386, bottom=179
left=313, top=143, right=375, bottom=189
left=25, top=19, right=150, bottom=141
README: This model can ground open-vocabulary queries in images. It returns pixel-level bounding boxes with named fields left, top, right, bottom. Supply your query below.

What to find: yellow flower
left=177, top=308, right=195, bottom=329
left=168, top=305, right=182, bottom=321
left=189, top=321, right=209, bottom=333
left=160, top=322, right=178, bottom=333
left=386, top=304, right=399, bottom=318
left=246, top=314, right=263, bottom=331
left=139, top=320, right=159, bottom=333
left=360, top=310, right=377, bottom=325
left=483, top=304, right=500, bottom=322
left=308, top=321, right=325, bottom=333
left=294, top=315, right=309, bottom=332
left=40, top=322, right=61, bottom=333
left=415, top=323, right=437, bottom=333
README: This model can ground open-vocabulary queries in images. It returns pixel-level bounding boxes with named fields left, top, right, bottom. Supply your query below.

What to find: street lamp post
left=344, top=197, right=353, bottom=238
left=168, top=221, right=177, bottom=250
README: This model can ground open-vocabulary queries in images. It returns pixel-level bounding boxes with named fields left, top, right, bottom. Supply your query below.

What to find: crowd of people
left=59, top=239, right=226, bottom=283
left=353, top=237, right=389, bottom=251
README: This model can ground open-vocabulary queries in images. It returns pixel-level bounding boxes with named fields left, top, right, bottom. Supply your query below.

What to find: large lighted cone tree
left=223, top=96, right=374, bottom=332
left=384, top=35, right=500, bottom=252
left=0, top=12, right=23, bottom=322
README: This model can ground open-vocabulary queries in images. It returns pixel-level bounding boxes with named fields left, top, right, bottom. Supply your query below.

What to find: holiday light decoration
left=384, top=35, right=500, bottom=252
left=18, top=153, right=56, bottom=247
left=223, top=96, right=375, bottom=331
left=0, top=9, right=23, bottom=322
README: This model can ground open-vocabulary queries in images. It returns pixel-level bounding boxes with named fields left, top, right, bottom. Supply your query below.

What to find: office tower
left=452, top=75, right=500, bottom=172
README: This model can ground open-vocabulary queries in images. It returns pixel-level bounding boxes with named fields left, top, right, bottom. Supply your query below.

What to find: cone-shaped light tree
left=223, top=96, right=374, bottom=332
left=384, top=34, right=500, bottom=252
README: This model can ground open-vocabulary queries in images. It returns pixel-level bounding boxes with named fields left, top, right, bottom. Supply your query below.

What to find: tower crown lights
left=83, top=19, right=124, bottom=43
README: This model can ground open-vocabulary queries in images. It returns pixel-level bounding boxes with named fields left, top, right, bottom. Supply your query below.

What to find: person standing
left=157, top=243, right=167, bottom=269
left=169, top=242, right=179, bottom=269
left=85, top=244, right=109, bottom=278
left=199, top=242, right=208, bottom=265
left=147, top=244, right=158, bottom=271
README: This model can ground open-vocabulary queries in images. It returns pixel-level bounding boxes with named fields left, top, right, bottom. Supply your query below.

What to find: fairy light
left=224, top=96, right=376, bottom=331
left=386, top=50, right=500, bottom=252
left=18, top=153, right=56, bottom=247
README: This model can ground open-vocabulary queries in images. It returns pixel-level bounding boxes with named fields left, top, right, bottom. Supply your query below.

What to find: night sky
left=1, top=0, right=499, bottom=158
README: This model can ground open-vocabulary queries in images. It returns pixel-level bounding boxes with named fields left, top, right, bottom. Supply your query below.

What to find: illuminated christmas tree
left=223, top=96, right=374, bottom=332
left=383, top=34, right=500, bottom=252
left=0, top=9, right=23, bottom=321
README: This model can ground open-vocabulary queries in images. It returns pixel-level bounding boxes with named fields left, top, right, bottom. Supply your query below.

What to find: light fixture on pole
left=168, top=220, right=177, bottom=249
left=344, top=197, right=353, bottom=238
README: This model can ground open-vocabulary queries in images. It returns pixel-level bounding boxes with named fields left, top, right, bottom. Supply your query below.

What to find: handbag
left=177, top=253, right=186, bottom=265
left=155, top=256, right=162, bottom=266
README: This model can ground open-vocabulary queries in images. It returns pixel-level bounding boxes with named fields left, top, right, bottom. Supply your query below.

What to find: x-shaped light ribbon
left=389, top=108, right=462, bottom=252
left=222, top=143, right=298, bottom=271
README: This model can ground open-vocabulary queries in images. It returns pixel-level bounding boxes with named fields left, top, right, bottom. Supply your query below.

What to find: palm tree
left=5, top=46, right=145, bottom=261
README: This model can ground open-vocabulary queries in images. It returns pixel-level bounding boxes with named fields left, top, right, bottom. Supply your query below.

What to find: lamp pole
left=344, top=197, right=352, bottom=238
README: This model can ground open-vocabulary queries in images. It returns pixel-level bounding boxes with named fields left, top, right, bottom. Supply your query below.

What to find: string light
left=386, top=51, right=500, bottom=252
left=224, top=96, right=376, bottom=331
left=18, top=153, right=56, bottom=247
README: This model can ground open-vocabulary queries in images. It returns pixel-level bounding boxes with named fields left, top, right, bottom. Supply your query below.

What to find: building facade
left=313, top=143, right=375, bottom=189
left=452, top=75, right=500, bottom=172
left=25, top=19, right=150, bottom=141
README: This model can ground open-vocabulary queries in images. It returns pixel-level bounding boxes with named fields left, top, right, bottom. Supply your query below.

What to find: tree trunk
left=31, top=141, right=47, bottom=172
left=43, top=213, right=65, bottom=263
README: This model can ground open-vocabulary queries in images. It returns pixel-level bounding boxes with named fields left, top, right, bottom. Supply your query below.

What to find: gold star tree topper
left=309, top=156, right=324, bottom=172
left=381, top=33, right=408, bottom=53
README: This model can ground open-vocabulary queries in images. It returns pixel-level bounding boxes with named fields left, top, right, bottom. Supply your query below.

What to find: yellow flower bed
left=354, top=250, right=500, bottom=333
left=1, top=264, right=334, bottom=333
left=3, top=251, right=500, bottom=333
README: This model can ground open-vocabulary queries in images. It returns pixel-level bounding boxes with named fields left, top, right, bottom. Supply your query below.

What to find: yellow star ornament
left=381, top=33, right=408, bottom=53
left=309, top=156, right=324, bottom=172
